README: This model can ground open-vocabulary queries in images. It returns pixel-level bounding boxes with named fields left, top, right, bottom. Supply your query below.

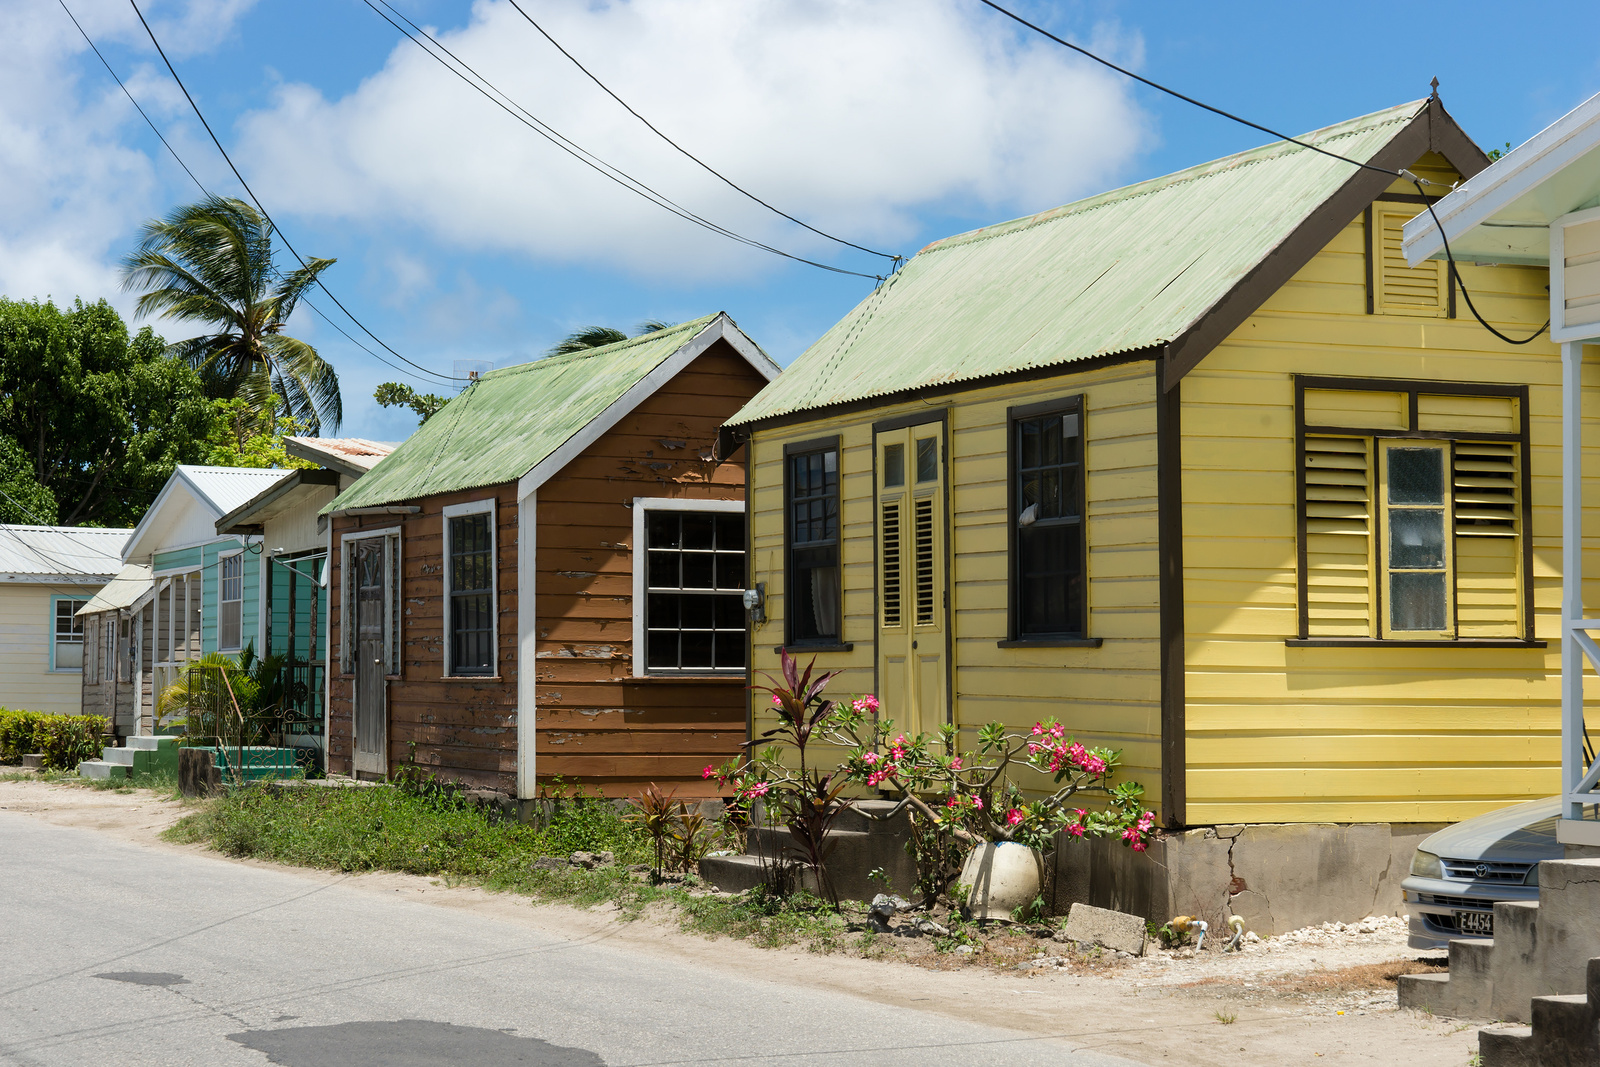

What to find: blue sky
left=7, top=0, right=1600, bottom=443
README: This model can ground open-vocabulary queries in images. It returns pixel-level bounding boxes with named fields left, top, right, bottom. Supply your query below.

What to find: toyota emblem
left=1475, top=863, right=1490, bottom=879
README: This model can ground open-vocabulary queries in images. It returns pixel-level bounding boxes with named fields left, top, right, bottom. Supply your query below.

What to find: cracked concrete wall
left=1054, top=821, right=1447, bottom=936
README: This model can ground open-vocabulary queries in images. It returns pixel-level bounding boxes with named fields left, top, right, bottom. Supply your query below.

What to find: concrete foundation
left=1052, top=821, right=1443, bottom=937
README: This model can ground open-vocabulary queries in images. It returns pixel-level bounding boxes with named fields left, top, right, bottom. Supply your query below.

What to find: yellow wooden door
left=876, top=422, right=946, bottom=738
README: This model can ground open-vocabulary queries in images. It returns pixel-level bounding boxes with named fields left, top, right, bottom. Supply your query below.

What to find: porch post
left=516, top=490, right=537, bottom=800
left=1562, top=340, right=1585, bottom=822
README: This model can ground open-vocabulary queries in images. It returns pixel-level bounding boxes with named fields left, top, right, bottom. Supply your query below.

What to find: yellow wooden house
left=720, top=97, right=1589, bottom=834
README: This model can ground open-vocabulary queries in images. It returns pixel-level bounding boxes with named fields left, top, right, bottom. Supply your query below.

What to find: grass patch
left=1272, top=959, right=1446, bottom=996
left=1214, top=1009, right=1237, bottom=1024
left=1, top=767, right=181, bottom=796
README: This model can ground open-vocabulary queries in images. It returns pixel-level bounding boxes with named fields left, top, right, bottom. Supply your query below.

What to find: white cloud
left=0, top=0, right=257, bottom=317
left=236, top=0, right=1151, bottom=280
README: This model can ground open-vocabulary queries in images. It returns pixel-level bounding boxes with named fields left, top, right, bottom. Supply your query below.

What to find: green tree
left=0, top=297, right=214, bottom=527
left=373, top=382, right=449, bottom=424
left=0, top=435, right=56, bottom=525
left=121, top=195, right=342, bottom=434
left=204, top=397, right=317, bottom=470
left=547, top=319, right=674, bottom=356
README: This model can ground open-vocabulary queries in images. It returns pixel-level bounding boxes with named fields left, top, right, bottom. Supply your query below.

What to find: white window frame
left=632, top=497, right=746, bottom=678
left=443, top=498, right=498, bottom=677
left=218, top=549, right=245, bottom=652
left=49, top=595, right=89, bottom=672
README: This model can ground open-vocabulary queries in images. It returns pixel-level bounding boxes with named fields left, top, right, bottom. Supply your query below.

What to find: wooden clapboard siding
left=533, top=341, right=761, bottom=796
left=746, top=361, right=1164, bottom=809
left=1181, top=152, right=1597, bottom=824
left=0, top=585, right=88, bottom=715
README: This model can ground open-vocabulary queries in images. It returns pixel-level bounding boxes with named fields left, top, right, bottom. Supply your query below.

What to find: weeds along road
left=0, top=810, right=1142, bottom=1067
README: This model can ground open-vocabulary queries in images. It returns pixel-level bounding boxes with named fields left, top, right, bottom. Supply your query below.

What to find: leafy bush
left=0, top=710, right=106, bottom=768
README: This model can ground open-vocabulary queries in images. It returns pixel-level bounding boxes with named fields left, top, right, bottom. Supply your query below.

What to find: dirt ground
left=0, top=777, right=1487, bottom=1066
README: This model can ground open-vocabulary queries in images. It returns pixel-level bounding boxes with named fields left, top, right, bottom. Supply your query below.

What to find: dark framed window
left=1008, top=398, right=1086, bottom=640
left=642, top=507, right=746, bottom=673
left=51, top=596, right=88, bottom=671
left=785, top=437, right=841, bottom=645
left=448, top=512, right=494, bottom=675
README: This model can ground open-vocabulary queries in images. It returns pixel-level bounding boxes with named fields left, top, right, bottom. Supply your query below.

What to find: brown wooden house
left=320, top=314, right=778, bottom=798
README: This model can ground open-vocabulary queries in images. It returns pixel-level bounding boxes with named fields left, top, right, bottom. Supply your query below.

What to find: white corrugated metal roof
left=177, top=466, right=291, bottom=515
left=76, top=563, right=153, bottom=614
left=0, top=524, right=130, bottom=581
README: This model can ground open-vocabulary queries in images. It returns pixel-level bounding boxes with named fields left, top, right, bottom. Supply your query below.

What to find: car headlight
left=1410, top=850, right=1443, bottom=878
left=1525, top=863, right=1540, bottom=886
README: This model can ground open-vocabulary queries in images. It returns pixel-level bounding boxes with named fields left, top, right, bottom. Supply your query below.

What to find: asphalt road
left=0, top=813, right=1141, bottom=1067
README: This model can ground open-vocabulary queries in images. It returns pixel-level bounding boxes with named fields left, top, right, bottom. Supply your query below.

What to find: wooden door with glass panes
left=876, top=422, right=947, bottom=738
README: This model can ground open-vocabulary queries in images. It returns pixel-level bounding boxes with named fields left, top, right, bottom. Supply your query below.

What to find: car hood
left=1419, top=797, right=1562, bottom=863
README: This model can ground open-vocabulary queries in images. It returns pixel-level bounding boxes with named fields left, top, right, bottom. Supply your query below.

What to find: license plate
left=1455, top=910, right=1494, bottom=936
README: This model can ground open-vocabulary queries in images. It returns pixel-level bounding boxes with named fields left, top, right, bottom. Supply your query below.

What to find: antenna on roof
left=453, top=359, right=492, bottom=387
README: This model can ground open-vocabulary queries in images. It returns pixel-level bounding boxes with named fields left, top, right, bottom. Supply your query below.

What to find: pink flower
left=852, top=694, right=880, bottom=713
left=1131, top=839, right=1148, bottom=852
left=1084, top=756, right=1107, bottom=775
left=1067, top=742, right=1087, bottom=764
left=1031, top=724, right=1044, bottom=736
left=866, top=771, right=884, bottom=787
left=744, top=781, right=770, bottom=799
left=1050, top=724, right=1064, bottom=738
left=1073, top=808, right=1088, bottom=820
left=862, top=751, right=879, bottom=765
left=971, top=797, right=983, bottom=810
left=1006, top=808, right=1024, bottom=826
left=950, top=757, right=962, bottom=770
left=1067, top=823, right=1086, bottom=837
left=945, top=796, right=960, bottom=809
left=702, top=765, right=716, bottom=780
left=771, top=695, right=783, bottom=706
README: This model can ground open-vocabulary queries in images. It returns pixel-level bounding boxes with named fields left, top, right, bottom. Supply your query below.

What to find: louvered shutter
left=1374, top=207, right=1448, bottom=317
left=1453, top=442, right=1520, bottom=637
left=881, top=501, right=902, bottom=628
left=1304, top=436, right=1374, bottom=636
left=914, top=498, right=935, bottom=626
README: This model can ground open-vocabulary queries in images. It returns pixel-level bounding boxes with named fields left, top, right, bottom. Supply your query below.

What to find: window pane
left=55, top=641, right=83, bottom=669
left=648, top=511, right=680, bottom=549
left=648, top=550, right=679, bottom=589
left=792, top=546, right=841, bottom=641
left=1391, top=571, right=1447, bottom=630
left=916, top=437, right=938, bottom=482
left=681, top=553, right=715, bottom=589
left=648, top=593, right=679, bottom=628
left=681, top=594, right=714, bottom=629
left=715, top=630, right=746, bottom=669
left=680, top=630, right=714, bottom=668
left=1390, top=509, right=1446, bottom=569
left=715, top=593, right=745, bottom=628
left=883, top=443, right=904, bottom=487
left=715, top=552, right=744, bottom=590
left=1019, top=523, right=1083, bottom=636
left=682, top=512, right=714, bottom=550
left=715, top=513, right=744, bottom=550
left=646, top=630, right=677, bottom=669
left=1389, top=448, right=1444, bottom=505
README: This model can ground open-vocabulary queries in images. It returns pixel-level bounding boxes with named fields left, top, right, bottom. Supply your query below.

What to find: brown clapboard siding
left=534, top=341, right=763, bottom=797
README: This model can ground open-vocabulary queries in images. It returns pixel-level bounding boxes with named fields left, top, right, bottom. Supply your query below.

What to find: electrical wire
left=973, top=0, right=1548, bottom=345
left=57, top=0, right=450, bottom=391
left=361, top=0, right=886, bottom=282
left=126, top=0, right=471, bottom=383
left=502, top=0, right=901, bottom=267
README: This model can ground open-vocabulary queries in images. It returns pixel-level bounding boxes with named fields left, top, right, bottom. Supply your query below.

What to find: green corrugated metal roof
left=728, top=101, right=1426, bottom=426
left=324, top=315, right=721, bottom=511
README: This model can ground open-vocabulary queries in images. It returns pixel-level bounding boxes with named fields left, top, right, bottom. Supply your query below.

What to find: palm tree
left=548, top=319, right=674, bottom=356
left=121, top=195, right=342, bottom=433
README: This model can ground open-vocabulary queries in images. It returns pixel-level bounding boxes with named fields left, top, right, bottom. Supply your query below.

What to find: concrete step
left=1493, top=900, right=1543, bottom=1023
left=697, top=853, right=819, bottom=896
left=1480, top=1027, right=1535, bottom=1067
left=100, top=747, right=135, bottom=767
left=1530, top=993, right=1599, bottom=1066
left=126, top=735, right=177, bottom=752
left=1533, top=862, right=1600, bottom=998
left=1399, top=939, right=1495, bottom=1018
left=77, top=761, right=127, bottom=781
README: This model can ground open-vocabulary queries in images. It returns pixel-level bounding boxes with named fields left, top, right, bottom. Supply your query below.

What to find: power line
left=57, top=1, right=450, bottom=390
left=973, top=0, right=1548, bottom=345
left=503, top=0, right=901, bottom=266
left=361, top=0, right=885, bottom=282
left=126, top=0, right=471, bottom=384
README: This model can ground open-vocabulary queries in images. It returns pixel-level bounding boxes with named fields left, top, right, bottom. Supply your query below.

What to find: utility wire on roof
left=127, top=0, right=472, bottom=383
left=973, top=0, right=1549, bottom=345
left=503, top=0, right=902, bottom=267
left=58, top=0, right=451, bottom=391
left=362, top=0, right=886, bottom=282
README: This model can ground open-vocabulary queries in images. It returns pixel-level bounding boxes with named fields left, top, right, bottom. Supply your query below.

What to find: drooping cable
left=361, top=0, right=885, bottom=281
left=974, top=0, right=1548, bottom=345
left=502, top=0, right=901, bottom=267
left=127, top=0, right=471, bottom=382
left=58, top=0, right=450, bottom=389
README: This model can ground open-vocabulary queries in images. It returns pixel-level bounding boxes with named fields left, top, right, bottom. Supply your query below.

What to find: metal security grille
left=881, top=501, right=901, bottom=627
left=644, top=509, right=746, bottom=673
left=914, top=498, right=934, bottom=626
left=449, top=514, right=494, bottom=675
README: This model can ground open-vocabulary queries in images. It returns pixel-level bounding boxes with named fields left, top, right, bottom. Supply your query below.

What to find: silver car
left=1401, top=797, right=1559, bottom=951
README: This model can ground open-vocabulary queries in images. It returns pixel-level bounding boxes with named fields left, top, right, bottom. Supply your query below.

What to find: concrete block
left=1062, top=903, right=1145, bottom=956
left=1493, top=900, right=1544, bottom=1024
left=1161, top=828, right=1237, bottom=930
left=697, top=853, right=819, bottom=896
left=1536, top=860, right=1600, bottom=998
left=1479, top=1027, right=1536, bottom=1067
left=1531, top=994, right=1599, bottom=1067
left=178, top=748, right=221, bottom=798
left=77, top=760, right=126, bottom=781
left=100, top=747, right=135, bottom=767
left=1444, top=939, right=1496, bottom=1018
left=1398, top=972, right=1455, bottom=1015
left=20, top=754, right=43, bottom=770
left=744, top=822, right=915, bottom=903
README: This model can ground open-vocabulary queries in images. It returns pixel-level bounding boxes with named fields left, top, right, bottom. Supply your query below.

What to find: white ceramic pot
left=959, top=841, right=1045, bottom=921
